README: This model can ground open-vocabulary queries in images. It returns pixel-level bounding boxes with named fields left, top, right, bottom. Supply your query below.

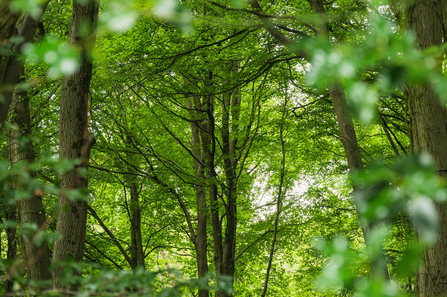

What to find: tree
left=404, top=0, right=447, bottom=295
left=2, top=0, right=447, bottom=296
left=52, top=0, right=99, bottom=290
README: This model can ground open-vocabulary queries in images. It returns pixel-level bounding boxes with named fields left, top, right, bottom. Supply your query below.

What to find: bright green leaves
left=10, top=0, right=47, bottom=20
left=23, top=36, right=80, bottom=78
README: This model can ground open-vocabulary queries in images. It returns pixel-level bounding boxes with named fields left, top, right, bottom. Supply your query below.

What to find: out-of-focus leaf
left=10, top=0, right=46, bottom=20
left=100, top=0, right=138, bottom=33
left=409, top=196, right=438, bottom=244
left=153, top=0, right=192, bottom=34
left=23, top=36, right=80, bottom=78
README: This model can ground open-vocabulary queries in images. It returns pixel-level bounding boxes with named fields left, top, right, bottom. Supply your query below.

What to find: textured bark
left=129, top=181, right=145, bottom=270
left=52, top=0, right=98, bottom=290
left=221, top=63, right=240, bottom=287
left=406, top=1, right=447, bottom=295
left=186, top=90, right=209, bottom=297
left=125, top=136, right=145, bottom=270
left=330, top=85, right=389, bottom=279
left=9, top=90, right=51, bottom=284
left=200, top=79, right=224, bottom=281
left=0, top=1, right=49, bottom=131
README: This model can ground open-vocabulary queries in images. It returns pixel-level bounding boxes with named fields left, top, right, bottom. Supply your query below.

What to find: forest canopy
left=1, top=0, right=447, bottom=296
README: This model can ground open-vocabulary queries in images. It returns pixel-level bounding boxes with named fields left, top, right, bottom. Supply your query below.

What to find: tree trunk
left=0, top=1, right=49, bottom=132
left=129, top=181, right=145, bottom=270
left=125, top=136, right=145, bottom=270
left=52, top=0, right=98, bottom=290
left=406, top=1, right=447, bottom=295
left=221, top=63, right=240, bottom=290
left=185, top=88, right=210, bottom=297
left=261, top=96, right=287, bottom=297
left=9, top=90, right=51, bottom=285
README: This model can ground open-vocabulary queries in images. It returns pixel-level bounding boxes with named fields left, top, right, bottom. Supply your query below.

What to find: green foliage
left=3, top=0, right=447, bottom=296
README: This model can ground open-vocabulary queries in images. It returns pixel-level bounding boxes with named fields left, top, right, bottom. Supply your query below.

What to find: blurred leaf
left=23, top=36, right=80, bottom=78
left=153, top=0, right=192, bottom=34
left=100, top=0, right=138, bottom=33
left=10, top=0, right=46, bottom=20
left=409, top=197, right=438, bottom=244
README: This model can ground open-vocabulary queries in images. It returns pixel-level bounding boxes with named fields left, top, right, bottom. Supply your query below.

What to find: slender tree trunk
left=186, top=93, right=210, bottom=297
left=405, top=1, right=447, bottom=295
left=9, top=90, right=51, bottom=285
left=52, top=0, right=98, bottom=290
left=129, top=181, right=145, bottom=269
left=198, top=76, right=227, bottom=297
left=200, top=80, right=224, bottom=279
left=221, top=64, right=239, bottom=288
left=261, top=96, right=287, bottom=297
left=125, top=137, right=145, bottom=270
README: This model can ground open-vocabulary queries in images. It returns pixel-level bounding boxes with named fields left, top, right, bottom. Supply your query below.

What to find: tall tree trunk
left=199, top=77, right=224, bottom=280
left=129, top=181, right=145, bottom=270
left=186, top=91, right=209, bottom=297
left=52, top=0, right=98, bottom=290
left=221, top=62, right=240, bottom=291
left=406, top=1, right=447, bottom=295
left=0, top=1, right=49, bottom=131
left=9, top=90, right=51, bottom=285
left=125, top=136, right=145, bottom=270
left=261, top=96, right=287, bottom=297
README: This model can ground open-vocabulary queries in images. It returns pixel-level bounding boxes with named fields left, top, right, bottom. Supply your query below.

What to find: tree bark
left=221, top=62, right=240, bottom=291
left=52, top=0, right=98, bottom=290
left=125, top=136, right=145, bottom=270
left=9, top=89, right=51, bottom=285
left=186, top=89, right=209, bottom=297
left=405, top=1, right=447, bottom=295
left=0, top=1, right=49, bottom=132
left=129, top=181, right=145, bottom=270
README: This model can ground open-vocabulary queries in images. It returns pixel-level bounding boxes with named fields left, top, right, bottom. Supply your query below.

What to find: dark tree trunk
left=52, top=0, right=98, bottom=290
left=125, top=136, right=145, bottom=270
left=406, top=1, right=447, bottom=295
left=9, top=90, right=51, bottom=285
left=129, top=181, right=145, bottom=269
left=187, top=92, right=209, bottom=297
left=221, top=63, right=240, bottom=288
left=0, top=1, right=49, bottom=131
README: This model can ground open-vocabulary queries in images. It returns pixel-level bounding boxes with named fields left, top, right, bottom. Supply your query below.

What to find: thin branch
left=87, top=205, right=135, bottom=268
left=235, top=230, right=273, bottom=261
